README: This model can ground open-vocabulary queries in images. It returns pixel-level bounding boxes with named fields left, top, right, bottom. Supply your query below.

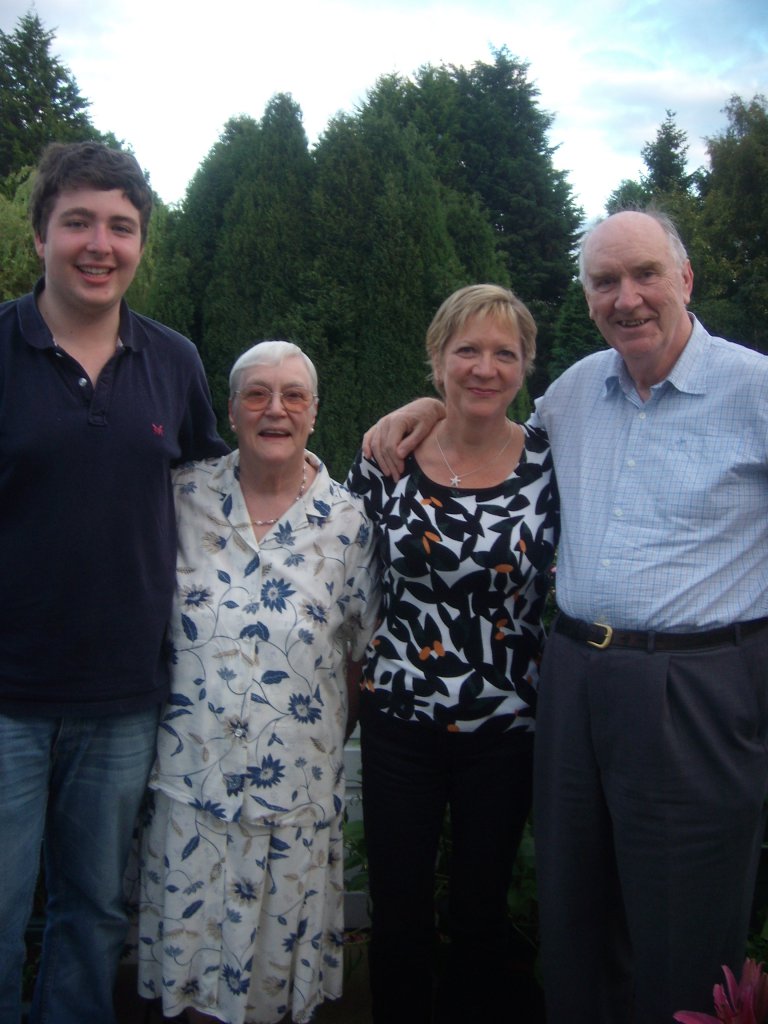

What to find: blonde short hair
left=426, top=284, right=537, bottom=396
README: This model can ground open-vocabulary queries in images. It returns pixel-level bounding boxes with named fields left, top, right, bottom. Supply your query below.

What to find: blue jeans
left=0, top=707, right=159, bottom=1024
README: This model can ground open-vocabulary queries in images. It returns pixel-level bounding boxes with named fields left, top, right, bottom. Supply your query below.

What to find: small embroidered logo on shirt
left=152, top=423, right=164, bottom=436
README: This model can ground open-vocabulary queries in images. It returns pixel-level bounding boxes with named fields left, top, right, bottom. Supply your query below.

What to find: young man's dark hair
left=30, top=141, right=154, bottom=244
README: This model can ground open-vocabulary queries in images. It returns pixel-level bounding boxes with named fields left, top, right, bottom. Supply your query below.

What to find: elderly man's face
left=582, top=212, right=694, bottom=391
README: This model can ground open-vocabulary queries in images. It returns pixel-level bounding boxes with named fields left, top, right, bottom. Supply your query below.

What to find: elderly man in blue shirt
left=364, top=209, right=768, bottom=1024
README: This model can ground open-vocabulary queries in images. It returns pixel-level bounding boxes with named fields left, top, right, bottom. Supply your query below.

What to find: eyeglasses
left=235, top=385, right=317, bottom=412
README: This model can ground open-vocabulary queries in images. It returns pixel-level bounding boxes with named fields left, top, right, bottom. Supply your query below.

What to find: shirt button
left=233, top=727, right=245, bottom=738
left=602, top=559, right=611, bottom=567
left=627, top=458, right=636, bottom=467
left=614, top=508, right=624, bottom=517
left=78, top=377, right=88, bottom=387
left=638, top=411, right=647, bottom=420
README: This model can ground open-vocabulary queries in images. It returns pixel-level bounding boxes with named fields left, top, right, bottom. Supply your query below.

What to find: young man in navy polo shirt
left=0, top=142, right=227, bottom=1024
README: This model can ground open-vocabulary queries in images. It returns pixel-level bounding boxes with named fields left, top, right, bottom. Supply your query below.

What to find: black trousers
left=534, top=623, right=768, bottom=1024
left=360, top=709, right=533, bottom=1024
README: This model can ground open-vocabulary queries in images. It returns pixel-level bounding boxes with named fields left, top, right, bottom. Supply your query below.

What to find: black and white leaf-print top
left=347, top=424, right=559, bottom=733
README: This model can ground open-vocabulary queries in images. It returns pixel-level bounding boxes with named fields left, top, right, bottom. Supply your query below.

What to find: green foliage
left=606, top=178, right=650, bottom=215
left=201, top=96, right=316, bottom=422
left=310, top=110, right=466, bottom=476
left=641, top=110, right=692, bottom=195
left=342, top=815, right=369, bottom=895
left=509, top=383, right=533, bottom=423
left=506, top=820, right=539, bottom=953
left=448, top=50, right=580, bottom=303
left=156, top=60, right=569, bottom=478
left=124, top=196, right=171, bottom=315
left=0, top=11, right=107, bottom=179
left=168, top=115, right=262, bottom=350
left=0, top=168, right=39, bottom=301
left=601, top=99, right=766, bottom=356
left=606, top=110, right=700, bottom=217
left=548, top=279, right=605, bottom=380
left=131, top=205, right=195, bottom=335
left=690, top=95, right=768, bottom=352
left=362, top=50, right=582, bottom=392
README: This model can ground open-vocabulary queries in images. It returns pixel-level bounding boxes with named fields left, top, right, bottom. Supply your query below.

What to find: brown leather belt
left=553, top=611, right=768, bottom=652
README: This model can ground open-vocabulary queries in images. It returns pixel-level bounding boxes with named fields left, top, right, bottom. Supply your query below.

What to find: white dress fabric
left=137, top=450, right=379, bottom=1023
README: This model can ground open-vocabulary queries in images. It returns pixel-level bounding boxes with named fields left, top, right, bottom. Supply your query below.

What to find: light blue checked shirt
left=531, top=315, right=768, bottom=631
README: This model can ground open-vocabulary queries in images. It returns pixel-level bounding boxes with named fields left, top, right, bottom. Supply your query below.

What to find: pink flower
left=674, top=960, right=768, bottom=1024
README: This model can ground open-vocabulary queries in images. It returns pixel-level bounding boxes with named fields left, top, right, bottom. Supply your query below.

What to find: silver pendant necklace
left=435, top=425, right=514, bottom=488
left=250, top=463, right=307, bottom=526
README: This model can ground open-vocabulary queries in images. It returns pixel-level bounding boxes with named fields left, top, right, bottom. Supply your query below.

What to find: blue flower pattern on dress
left=138, top=451, right=379, bottom=1024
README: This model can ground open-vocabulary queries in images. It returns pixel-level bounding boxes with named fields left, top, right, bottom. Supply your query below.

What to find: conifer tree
left=641, top=110, right=691, bottom=195
left=169, top=115, right=262, bottom=358
left=0, top=169, right=38, bottom=300
left=361, top=50, right=581, bottom=392
left=547, top=279, right=605, bottom=381
left=202, top=95, right=316, bottom=422
left=692, top=94, right=768, bottom=351
left=0, top=11, right=106, bottom=179
left=310, top=110, right=465, bottom=475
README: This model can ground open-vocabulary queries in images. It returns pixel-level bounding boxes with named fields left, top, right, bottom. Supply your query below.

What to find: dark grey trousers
left=534, top=622, right=768, bottom=1024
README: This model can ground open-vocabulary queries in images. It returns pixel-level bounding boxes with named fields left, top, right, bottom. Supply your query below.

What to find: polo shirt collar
left=19, top=278, right=144, bottom=351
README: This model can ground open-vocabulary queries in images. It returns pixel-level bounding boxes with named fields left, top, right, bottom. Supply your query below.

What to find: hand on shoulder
left=363, top=398, right=446, bottom=481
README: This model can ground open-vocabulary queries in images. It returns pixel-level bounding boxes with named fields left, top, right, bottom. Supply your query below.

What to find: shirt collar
left=602, top=314, right=709, bottom=400
left=214, top=449, right=330, bottom=510
left=659, top=314, right=709, bottom=395
left=20, top=278, right=143, bottom=351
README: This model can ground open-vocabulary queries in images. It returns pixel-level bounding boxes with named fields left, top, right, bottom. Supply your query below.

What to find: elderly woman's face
left=230, top=355, right=317, bottom=468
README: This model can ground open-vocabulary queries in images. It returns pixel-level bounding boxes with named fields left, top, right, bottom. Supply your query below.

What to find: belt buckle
left=587, top=622, right=613, bottom=649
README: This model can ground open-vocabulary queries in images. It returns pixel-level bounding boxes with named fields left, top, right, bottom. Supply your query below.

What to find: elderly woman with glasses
left=137, top=341, right=380, bottom=1024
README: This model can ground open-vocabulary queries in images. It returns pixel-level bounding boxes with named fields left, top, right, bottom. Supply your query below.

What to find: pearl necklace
left=435, top=424, right=515, bottom=488
left=250, top=463, right=307, bottom=526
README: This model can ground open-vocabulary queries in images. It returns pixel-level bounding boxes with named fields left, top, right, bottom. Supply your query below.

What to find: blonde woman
left=347, top=286, right=558, bottom=1023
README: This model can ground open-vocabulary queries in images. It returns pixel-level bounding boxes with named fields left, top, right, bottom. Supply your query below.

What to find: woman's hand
left=362, top=398, right=445, bottom=481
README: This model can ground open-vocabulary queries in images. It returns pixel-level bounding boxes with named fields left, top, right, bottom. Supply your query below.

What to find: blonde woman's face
left=434, top=313, right=525, bottom=418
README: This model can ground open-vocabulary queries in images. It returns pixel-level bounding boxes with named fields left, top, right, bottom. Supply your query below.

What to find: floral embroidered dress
left=137, top=450, right=379, bottom=1024
left=347, top=424, right=558, bottom=732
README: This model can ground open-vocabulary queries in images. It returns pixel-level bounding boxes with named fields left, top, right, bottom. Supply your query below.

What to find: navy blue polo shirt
left=0, top=282, right=228, bottom=716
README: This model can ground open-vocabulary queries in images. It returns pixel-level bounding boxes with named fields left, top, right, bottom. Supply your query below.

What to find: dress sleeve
left=337, top=503, right=381, bottom=659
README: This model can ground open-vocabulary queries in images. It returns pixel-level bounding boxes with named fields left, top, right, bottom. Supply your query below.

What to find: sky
left=5, top=0, right=767, bottom=222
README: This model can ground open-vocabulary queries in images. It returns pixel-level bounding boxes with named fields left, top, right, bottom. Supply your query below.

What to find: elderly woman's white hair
left=229, top=341, right=318, bottom=397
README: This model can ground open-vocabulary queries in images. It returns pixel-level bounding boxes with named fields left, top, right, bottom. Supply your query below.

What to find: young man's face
left=34, top=188, right=144, bottom=318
